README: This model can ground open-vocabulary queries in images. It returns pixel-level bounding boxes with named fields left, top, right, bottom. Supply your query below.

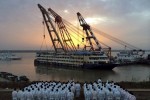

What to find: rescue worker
left=17, top=88, right=23, bottom=100
left=75, top=82, right=81, bottom=97
left=92, top=88, right=98, bottom=100
left=12, top=88, right=18, bottom=100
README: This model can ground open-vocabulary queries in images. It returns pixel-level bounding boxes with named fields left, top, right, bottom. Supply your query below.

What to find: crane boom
left=77, top=12, right=101, bottom=51
left=48, top=8, right=77, bottom=52
left=38, top=4, right=65, bottom=53
left=77, top=12, right=112, bottom=58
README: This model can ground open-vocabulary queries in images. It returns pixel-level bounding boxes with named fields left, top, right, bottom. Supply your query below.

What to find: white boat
left=0, top=52, right=21, bottom=60
left=116, top=50, right=143, bottom=64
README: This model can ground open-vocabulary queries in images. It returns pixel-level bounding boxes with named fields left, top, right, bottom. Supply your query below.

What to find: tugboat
left=34, top=4, right=117, bottom=70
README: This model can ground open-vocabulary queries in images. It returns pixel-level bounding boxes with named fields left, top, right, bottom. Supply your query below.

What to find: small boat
left=0, top=72, right=29, bottom=82
left=0, top=52, right=21, bottom=60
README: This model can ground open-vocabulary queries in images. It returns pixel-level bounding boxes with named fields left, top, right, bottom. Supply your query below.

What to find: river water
left=0, top=52, right=150, bottom=82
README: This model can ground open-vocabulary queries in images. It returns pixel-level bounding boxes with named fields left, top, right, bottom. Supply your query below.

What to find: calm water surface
left=0, top=52, right=150, bottom=82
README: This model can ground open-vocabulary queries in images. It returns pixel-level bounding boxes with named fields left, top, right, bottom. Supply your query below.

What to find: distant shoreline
left=0, top=50, right=150, bottom=53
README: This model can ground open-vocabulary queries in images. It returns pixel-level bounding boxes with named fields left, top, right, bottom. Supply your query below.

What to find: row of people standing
left=12, top=80, right=81, bottom=100
left=83, top=79, right=136, bottom=100
left=12, top=79, right=136, bottom=100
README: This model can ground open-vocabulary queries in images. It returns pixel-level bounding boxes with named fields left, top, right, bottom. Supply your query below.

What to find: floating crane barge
left=34, top=4, right=117, bottom=70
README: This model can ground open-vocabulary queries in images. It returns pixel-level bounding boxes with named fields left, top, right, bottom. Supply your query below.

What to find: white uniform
left=84, top=88, right=88, bottom=100
left=106, top=90, right=113, bottom=100
left=93, top=82, right=98, bottom=90
left=55, top=90, right=60, bottom=100
left=97, top=89, right=105, bottom=100
left=130, top=94, right=136, bottom=100
left=59, top=90, right=64, bottom=100
left=85, top=90, right=92, bottom=100
left=26, top=91, right=33, bottom=100
left=17, top=90, right=23, bottom=100
left=36, top=90, right=42, bottom=100
left=97, top=79, right=102, bottom=83
left=49, top=90, right=55, bottom=100
left=33, top=90, right=38, bottom=100
left=67, top=91, right=74, bottom=100
left=70, top=91, right=74, bottom=100
left=75, top=83, right=81, bottom=97
left=45, top=89, right=50, bottom=100
left=113, top=89, right=121, bottom=100
left=92, top=89, right=98, bottom=100
left=41, top=88, right=45, bottom=100
left=43, top=89, right=48, bottom=100
left=88, top=84, right=93, bottom=91
left=12, top=90, right=18, bottom=100
left=20, top=91, right=26, bottom=100
left=71, top=86, right=75, bottom=94
left=64, top=89, right=67, bottom=100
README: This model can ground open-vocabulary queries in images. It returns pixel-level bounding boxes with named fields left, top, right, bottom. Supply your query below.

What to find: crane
left=48, top=8, right=77, bottom=52
left=77, top=12, right=111, bottom=58
left=77, top=12, right=101, bottom=51
left=38, top=4, right=65, bottom=53
left=38, top=4, right=77, bottom=53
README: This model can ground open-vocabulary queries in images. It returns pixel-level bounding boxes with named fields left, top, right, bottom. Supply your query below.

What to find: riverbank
left=0, top=80, right=150, bottom=89
left=0, top=77, right=10, bottom=82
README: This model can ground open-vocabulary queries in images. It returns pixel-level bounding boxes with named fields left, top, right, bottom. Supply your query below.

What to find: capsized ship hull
left=82, top=63, right=117, bottom=70
left=34, top=51, right=117, bottom=70
left=34, top=59, right=117, bottom=70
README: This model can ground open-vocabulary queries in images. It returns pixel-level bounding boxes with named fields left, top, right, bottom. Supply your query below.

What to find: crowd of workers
left=83, top=79, right=136, bottom=100
left=12, top=79, right=136, bottom=100
left=12, top=80, right=81, bottom=100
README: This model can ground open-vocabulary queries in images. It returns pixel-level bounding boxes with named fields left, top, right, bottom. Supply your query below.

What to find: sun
left=64, top=10, right=69, bottom=14
left=85, top=17, right=108, bottom=25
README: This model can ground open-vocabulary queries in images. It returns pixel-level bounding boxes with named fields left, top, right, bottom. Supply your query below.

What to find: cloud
left=0, top=0, right=150, bottom=50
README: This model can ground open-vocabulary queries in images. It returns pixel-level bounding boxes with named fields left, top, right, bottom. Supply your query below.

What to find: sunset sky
left=0, top=0, right=150, bottom=50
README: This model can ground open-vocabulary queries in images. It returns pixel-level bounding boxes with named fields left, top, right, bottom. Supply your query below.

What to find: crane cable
left=40, top=20, right=48, bottom=51
left=64, top=17, right=140, bottom=50
left=63, top=19, right=110, bottom=50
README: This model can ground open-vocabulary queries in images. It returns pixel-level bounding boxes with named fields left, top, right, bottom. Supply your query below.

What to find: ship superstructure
left=34, top=4, right=117, bottom=70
